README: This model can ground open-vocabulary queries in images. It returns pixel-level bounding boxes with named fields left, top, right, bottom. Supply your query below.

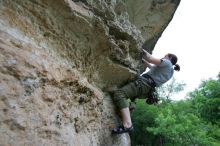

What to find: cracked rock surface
left=0, top=0, right=180, bottom=145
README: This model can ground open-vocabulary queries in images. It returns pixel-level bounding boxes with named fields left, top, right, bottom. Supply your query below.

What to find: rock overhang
left=0, top=0, right=180, bottom=145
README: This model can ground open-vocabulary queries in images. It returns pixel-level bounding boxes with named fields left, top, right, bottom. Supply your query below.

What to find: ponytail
left=167, top=53, right=180, bottom=71
left=174, top=64, right=180, bottom=71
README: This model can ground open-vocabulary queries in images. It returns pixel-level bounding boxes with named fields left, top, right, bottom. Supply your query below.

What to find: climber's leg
left=111, top=78, right=152, bottom=134
left=112, top=81, right=139, bottom=110
left=111, top=81, right=139, bottom=134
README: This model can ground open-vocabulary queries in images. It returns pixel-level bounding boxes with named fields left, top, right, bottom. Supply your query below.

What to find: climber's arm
left=142, top=49, right=162, bottom=65
left=142, top=58, right=153, bottom=69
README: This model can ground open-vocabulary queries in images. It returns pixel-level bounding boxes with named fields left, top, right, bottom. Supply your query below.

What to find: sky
left=153, top=0, right=220, bottom=100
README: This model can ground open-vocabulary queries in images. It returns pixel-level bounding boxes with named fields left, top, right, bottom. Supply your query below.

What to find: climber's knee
left=112, top=89, right=129, bottom=110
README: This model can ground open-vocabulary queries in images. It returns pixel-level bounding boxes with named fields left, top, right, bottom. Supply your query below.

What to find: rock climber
left=111, top=49, right=180, bottom=134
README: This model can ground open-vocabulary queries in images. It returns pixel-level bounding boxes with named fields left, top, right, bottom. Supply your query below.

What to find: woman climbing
left=111, top=49, right=180, bottom=134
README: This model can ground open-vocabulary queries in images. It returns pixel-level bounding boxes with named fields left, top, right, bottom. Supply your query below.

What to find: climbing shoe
left=112, top=125, right=133, bottom=134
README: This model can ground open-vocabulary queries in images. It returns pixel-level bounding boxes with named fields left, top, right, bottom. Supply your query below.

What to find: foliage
left=147, top=101, right=217, bottom=146
left=130, top=74, right=220, bottom=146
left=189, top=78, right=220, bottom=125
left=130, top=99, right=159, bottom=146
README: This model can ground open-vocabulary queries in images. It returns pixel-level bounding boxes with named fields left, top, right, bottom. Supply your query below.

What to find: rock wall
left=0, top=0, right=180, bottom=145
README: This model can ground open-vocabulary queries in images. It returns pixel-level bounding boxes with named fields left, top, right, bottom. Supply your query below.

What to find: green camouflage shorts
left=112, top=78, right=152, bottom=110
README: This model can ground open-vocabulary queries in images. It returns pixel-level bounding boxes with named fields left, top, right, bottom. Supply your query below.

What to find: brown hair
left=168, top=53, right=180, bottom=71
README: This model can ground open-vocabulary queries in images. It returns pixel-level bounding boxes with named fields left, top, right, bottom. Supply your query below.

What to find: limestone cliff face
left=0, top=0, right=180, bottom=145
